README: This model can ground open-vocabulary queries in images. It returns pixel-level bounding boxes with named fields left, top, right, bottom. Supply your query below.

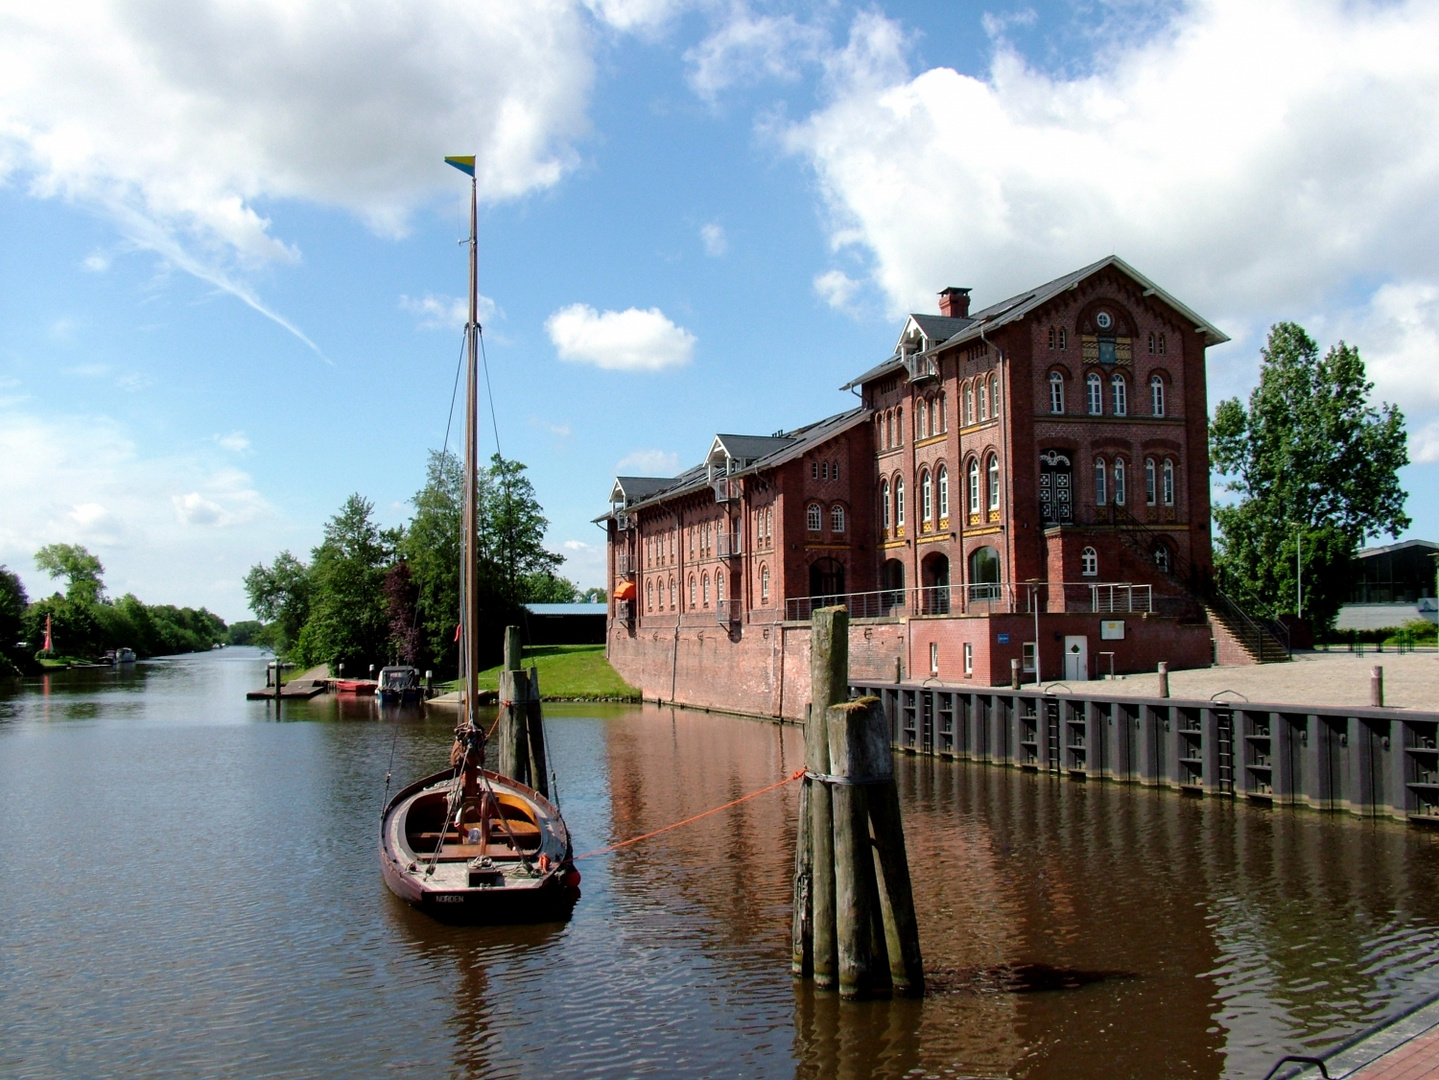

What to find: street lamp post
left=1027, top=578, right=1042, bottom=687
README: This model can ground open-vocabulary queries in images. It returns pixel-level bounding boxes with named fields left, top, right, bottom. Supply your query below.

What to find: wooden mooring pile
left=792, top=608, right=924, bottom=1000
left=494, top=626, right=549, bottom=797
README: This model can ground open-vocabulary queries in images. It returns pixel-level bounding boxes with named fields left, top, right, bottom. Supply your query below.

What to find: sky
left=2, top=0, right=1438, bottom=623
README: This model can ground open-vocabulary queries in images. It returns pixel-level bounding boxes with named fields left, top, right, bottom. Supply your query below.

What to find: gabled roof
left=709, top=433, right=796, bottom=464
left=598, top=408, right=868, bottom=519
left=842, top=255, right=1229, bottom=391
left=908, top=313, right=973, bottom=343
left=610, top=476, right=674, bottom=505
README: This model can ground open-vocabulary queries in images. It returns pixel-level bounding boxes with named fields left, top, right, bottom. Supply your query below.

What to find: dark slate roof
left=712, top=434, right=796, bottom=461
left=841, top=256, right=1229, bottom=390
left=524, top=603, right=607, bottom=616
left=1356, top=538, right=1439, bottom=559
left=612, top=476, right=674, bottom=502
left=597, top=408, right=867, bottom=519
left=910, top=313, right=973, bottom=341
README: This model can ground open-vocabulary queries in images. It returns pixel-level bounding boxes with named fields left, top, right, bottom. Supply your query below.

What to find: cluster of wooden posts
left=792, top=608, right=924, bottom=1000
left=495, top=626, right=549, bottom=798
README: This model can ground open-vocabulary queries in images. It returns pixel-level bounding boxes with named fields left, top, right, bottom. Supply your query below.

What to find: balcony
left=615, top=551, right=636, bottom=576
left=903, top=351, right=939, bottom=383
left=616, top=600, right=633, bottom=625
left=716, top=531, right=743, bottom=558
left=716, top=599, right=741, bottom=624
left=781, top=581, right=1167, bottom=621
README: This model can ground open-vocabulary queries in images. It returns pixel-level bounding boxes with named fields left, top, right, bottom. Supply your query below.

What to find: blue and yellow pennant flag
left=444, top=155, right=476, bottom=177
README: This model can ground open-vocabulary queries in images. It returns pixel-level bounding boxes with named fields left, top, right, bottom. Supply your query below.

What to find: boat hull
left=379, top=768, right=580, bottom=926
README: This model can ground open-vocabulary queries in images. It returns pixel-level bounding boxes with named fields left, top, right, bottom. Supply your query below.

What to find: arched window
left=968, top=458, right=981, bottom=514
left=832, top=460, right=840, bottom=481
left=920, top=470, right=932, bottom=525
left=1148, top=331, right=1156, bottom=355
left=1049, top=371, right=1065, bottom=414
left=1145, top=457, right=1157, bottom=505
left=646, top=579, right=653, bottom=611
left=1153, top=544, right=1171, bottom=574
left=1081, top=546, right=1098, bottom=577
left=987, top=454, right=1000, bottom=511
left=807, top=503, right=822, bottom=532
left=1048, top=327, right=1056, bottom=350
left=765, top=507, right=772, bottom=542
left=1151, top=375, right=1165, bottom=417
left=1059, top=327, right=1067, bottom=350
left=1087, top=372, right=1103, bottom=415
left=1163, top=458, right=1175, bottom=506
left=689, top=527, right=695, bottom=557
left=917, top=398, right=928, bottom=439
left=689, top=574, right=697, bottom=606
left=811, top=461, right=819, bottom=480
left=885, top=410, right=893, bottom=449
left=669, top=577, right=675, bottom=609
left=760, top=564, right=770, bottom=603
left=831, top=504, right=846, bottom=533
left=937, top=465, right=949, bottom=520
left=1158, top=333, right=1167, bottom=356
left=881, top=480, right=891, bottom=529
left=979, top=381, right=989, bottom=421
left=990, top=375, right=1000, bottom=417
left=702, top=572, right=710, bottom=607
left=1112, top=373, right=1127, bottom=416
left=821, top=460, right=829, bottom=481
left=716, top=570, right=725, bottom=602
left=895, top=406, right=903, bottom=444
left=876, top=414, right=885, bottom=448
left=895, top=478, right=905, bottom=526
left=938, top=393, right=947, bottom=432
left=1095, top=457, right=1107, bottom=506
left=1114, top=457, right=1127, bottom=505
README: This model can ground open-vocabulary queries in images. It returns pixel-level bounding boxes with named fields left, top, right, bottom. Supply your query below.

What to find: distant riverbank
left=438, top=644, right=639, bottom=702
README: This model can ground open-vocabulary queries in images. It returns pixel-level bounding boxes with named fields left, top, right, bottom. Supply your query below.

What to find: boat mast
left=462, top=166, right=481, bottom=737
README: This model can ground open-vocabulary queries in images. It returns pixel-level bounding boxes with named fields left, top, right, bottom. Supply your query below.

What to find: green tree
left=1209, top=322, right=1410, bottom=632
left=227, top=620, right=265, bottom=646
left=0, top=566, right=29, bottom=674
left=481, top=455, right=563, bottom=603
left=580, top=587, right=607, bottom=603
left=34, top=543, right=105, bottom=604
left=401, top=451, right=463, bottom=674
left=296, top=494, right=396, bottom=673
left=521, top=572, right=579, bottom=603
left=244, top=551, right=312, bottom=658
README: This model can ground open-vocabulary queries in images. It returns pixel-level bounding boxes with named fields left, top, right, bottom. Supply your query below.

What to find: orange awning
left=614, top=580, right=636, bottom=601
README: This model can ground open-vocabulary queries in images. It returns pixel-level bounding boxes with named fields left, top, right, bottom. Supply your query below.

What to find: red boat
left=336, top=679, right=377, bottom=696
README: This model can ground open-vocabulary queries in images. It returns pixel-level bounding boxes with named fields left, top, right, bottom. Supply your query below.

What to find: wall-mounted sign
left=1101, top=620, right=1125, bottom=640
left=997, top=633, right=1010, bottom=644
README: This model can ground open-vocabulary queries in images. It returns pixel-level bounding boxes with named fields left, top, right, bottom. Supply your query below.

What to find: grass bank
left=470, top=644, right=640, bottom=701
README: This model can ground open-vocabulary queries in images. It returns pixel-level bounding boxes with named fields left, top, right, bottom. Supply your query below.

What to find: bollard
left=1010, top=658, right=1021, bottom=690
left=504, top=625, right=522, bottom=672
left=805, top=607, right=848, bottom=989
left=1157, top=662, right=1169, bottom=699
left=1372, top=665, right=1384, bottom=708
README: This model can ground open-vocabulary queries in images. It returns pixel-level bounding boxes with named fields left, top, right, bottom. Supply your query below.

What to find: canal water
left=4, top=648, right=1439, bottom=1080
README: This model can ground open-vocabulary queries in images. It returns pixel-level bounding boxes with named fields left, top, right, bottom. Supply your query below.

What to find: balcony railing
left=715, top=531, right=743, bottom=558
left=782, top=581, right=1171, bottom=622
left=615, top=551, right=636, bottom=576
left=615, top=600, right=632, bottom=624
left=716, top=599, right=741, bottom=624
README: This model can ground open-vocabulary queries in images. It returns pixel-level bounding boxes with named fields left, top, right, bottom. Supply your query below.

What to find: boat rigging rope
left=573, top=768, right=805, bottom=861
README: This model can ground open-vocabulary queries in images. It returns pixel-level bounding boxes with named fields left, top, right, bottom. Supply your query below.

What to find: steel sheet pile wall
left=851, top=682, right=1439, bottom=824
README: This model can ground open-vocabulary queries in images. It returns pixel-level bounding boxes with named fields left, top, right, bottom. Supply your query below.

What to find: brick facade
left=604, top=258, right=1232, bottom=716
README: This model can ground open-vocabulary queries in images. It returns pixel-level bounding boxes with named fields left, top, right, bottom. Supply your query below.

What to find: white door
left=1064, top=636, right=1089, bottom=681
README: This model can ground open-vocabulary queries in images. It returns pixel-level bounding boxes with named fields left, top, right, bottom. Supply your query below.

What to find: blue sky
left=3, top=0, right=1437, bottom=622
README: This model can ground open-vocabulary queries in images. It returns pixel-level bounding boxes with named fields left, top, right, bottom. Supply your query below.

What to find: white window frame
left=968, top=458, right=980, bottom=514
left=1081, top=546, right=1098, bottom=577
left=1151, top=375, right=1165, bottom=417
left=1114, top=457, right=1127, bottom=506
left=1112, top=374, right=1127, bottom=416
left=990, top=375, right=1000, bottom=417
left=937, top=466, right=949, bottom=520
left=1049, top=372, right=1065, bottom=414
left=987, top=454, right=1000, bottom=511
left=1163, top=458, right=1175, bottom=506
left=962, top=642, right=973, bottom=675
left=1087, top=373, right=1103, bottom=415
left=896, top=478, right=905, bottom=526
left=881, top=480, right=891, bottom=529
left=1095, top=457, right=1107, bottom=506
left=921, top=470, right=932, bottom=524
left=831, top=504, right=846, bottom=533
left=1145, top=457, right=1157, bottom=505
left=807, top=503, right=822, bottom=532
left=760, top=564, right=769, bottom=603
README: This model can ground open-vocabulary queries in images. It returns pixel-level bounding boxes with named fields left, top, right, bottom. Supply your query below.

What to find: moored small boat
left=336, top=679, right=377, bottom=696
left=376, top=665, right=422, bottom=702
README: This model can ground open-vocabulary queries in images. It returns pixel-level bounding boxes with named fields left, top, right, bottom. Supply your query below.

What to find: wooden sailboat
left=379, top=156, right=580, bottom=923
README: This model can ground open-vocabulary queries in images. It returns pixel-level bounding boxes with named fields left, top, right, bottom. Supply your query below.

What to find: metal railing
left=715, top=531, right=743, bottom=558
left=783, top=581, right=1166, bottom=622
left=716, top=599, right=741, bottom=624
left=614, top=551, right=635, bottom=575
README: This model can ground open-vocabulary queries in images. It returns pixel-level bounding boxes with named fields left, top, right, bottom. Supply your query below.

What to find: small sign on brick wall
left=1101, top=620, right=1125, bottom=640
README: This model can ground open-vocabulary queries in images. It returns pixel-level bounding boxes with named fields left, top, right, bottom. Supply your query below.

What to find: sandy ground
left=1036, top=649, right=1438, bottom=711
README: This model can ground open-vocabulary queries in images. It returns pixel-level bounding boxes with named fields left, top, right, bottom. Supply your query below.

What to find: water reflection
left=3, top=652, right=1439, bottom=1080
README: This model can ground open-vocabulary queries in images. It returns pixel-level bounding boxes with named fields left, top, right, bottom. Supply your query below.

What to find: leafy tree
left=227, top=620, right=265, bottom=646
left=295, top=494, right=396, bottom=673
left=384, top=560, right=421, bottom=666
left=481, top=455, right=563, bottom=604
left=0, top=566, right=29, bottom=674
left=24, top=595, right=102, bottom=660
left=521, top=572, right=579, bottom=603
left=244, top=551, right=312, bottom=658
left=1210, top=323, right=1409, bottom=632
left=34, top=543, right=105, bottom=604
left=580, top=587, right=607, bottom=603
left=402, top=451, right=463, bottom=674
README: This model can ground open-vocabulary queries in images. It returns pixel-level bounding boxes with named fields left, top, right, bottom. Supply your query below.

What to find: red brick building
left=603, top=257, right=1262, bottom=718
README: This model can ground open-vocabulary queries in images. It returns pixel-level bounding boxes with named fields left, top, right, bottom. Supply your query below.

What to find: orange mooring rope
left=574, top=768, right=806, bottom=861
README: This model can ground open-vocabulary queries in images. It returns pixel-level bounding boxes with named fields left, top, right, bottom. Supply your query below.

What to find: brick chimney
left=938, top=287, right=971, bottom=318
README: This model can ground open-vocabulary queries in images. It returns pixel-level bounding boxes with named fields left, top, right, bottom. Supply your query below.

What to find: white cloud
left=0, top=410, right=278, bottom=617
left=563, top=539, right=592, bottom=551
left=686, top=8, right=826, bottom=101
left=1, top=2, right=595, bottom=347
left=400, top=292, right=498, bottom=331
left=546, top=304, right=696, bottom=371
left=700, top=222, right=727, bottom=256
left=216, top=431, right=251, bottom=454
left=615, top=448, right=680, bottom=475
left=557, top=536, right=605, bottom=588
left=813, top=269, right=860, bottom=310
left=1411, top=420, right=1439, bottom=465
left=584, top=0, right=691, bottom=33
left=81, top=251, right=110, bottom=272
left=784, top=3, right=1439, bottom=332
left=1340, top=282, right=1439, bottom=412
